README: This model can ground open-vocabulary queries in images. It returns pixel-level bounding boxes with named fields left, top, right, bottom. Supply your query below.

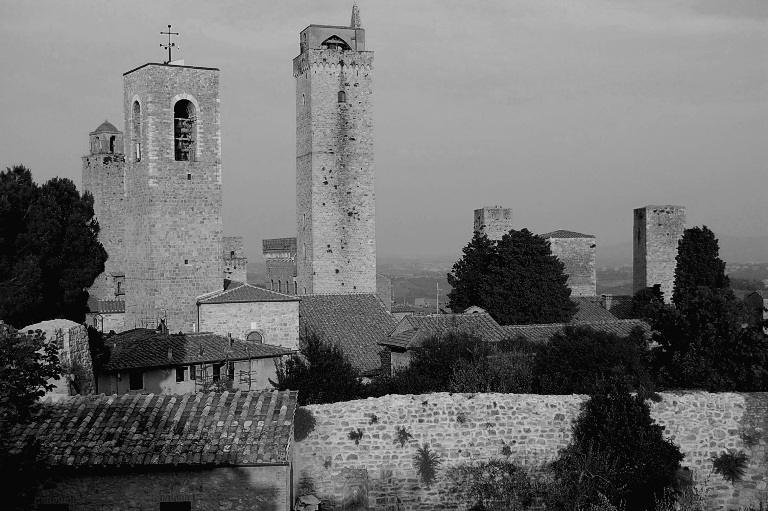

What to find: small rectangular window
left=212, top=363, right=222, bottom=382
left=176, top=366, right=187, bottom=382
left=189, top=364, right=195, bottom=380
left=128, top=371, right=143, bottom=391
left=184, top=259, right=189, bottom=265
left=228, top=361, right=235, bottom=380
left=187, top=173, right=191, bottom=181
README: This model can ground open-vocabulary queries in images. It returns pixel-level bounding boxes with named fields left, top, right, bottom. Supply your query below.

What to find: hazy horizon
left=1, top=1, right=765, bottom=263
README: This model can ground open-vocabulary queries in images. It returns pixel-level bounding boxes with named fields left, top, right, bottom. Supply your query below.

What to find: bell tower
left=294, top=5, right=376, bottom=295
left=122, top=62, right=223, bottom=331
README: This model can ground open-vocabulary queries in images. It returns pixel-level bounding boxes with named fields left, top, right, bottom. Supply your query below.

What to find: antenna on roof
left=160, top=25, right=180, bottom=64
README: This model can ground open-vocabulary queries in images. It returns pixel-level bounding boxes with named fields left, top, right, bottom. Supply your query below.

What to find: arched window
left=270, top=279, right=274, bottom=291
left=338, top=90, right=346, bottom=103
left=174, top=99, right=196, bottom=161
left=109, top=135, right=116, bottom=154
left=246, top=331, right=263, bottom=343
left=132, top=101, right=141, bottom=162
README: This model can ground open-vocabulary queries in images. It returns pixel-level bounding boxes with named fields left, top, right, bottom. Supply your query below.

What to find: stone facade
left=82, top=123, right=126, bottom=301
left=123, top=63, right=223, bottom=332
left=263, top=237, right=298, bottom=294
left=473, top=206, right=512, bottom=241
left=198, top=300, right=300, bottom=350
left=33, top=465, right=291, bottom=511
left=295, top=18, right=376, bottom=295
left=223, top=236, right=248, bottom=283
left=295, top=392, right=768, bottom=510
left=542, top=231, right=597, bottom=297
left=633, top=205, right=686, bottom=302
left=376, top=273, right=392, bottom=312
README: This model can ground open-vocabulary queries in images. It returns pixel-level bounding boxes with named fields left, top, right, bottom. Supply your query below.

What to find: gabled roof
left=197, top=281, right=299, bottom=304
left=12, top=390, right=297, bottom=467
left=572, top=297, right=619, bottom=322
left=380, top=313, right=507, bottom=350
left=87, top=296, right=125, bottom=314
left=299, top=294, right=397, bottom=376
left=102, top=329, right=292, bottom=371
left=540, top=230, right=595, bottom=239
left=502, top=319, right=650, bottom=344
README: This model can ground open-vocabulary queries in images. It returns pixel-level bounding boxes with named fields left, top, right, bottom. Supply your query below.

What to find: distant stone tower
left=294, top=5, right=375, bottom=295
left=474, top=206, right=513, bottom=241
left=123, top=63, right=223, bottom=331
left=541, top=230, right=596, bottom=297
left=633, top=205, right=686, bottom=302
left=223, top=237, right=247, bottom=284
left=82, top=120, right=125, bottom=300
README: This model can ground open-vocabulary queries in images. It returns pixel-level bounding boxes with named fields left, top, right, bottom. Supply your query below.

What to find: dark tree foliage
left=0, top=323, right=61, bottom=510
left=271, top=330, right=364, bottom=405
left=548, top=380, right=684, bottom=511
left=672, top=225, right=731, bottom=307
left=533, top=325, right=654, bottom=395
left=0, top=165, right=107, bottom=327
left=447, top=229, right=576, bottom=325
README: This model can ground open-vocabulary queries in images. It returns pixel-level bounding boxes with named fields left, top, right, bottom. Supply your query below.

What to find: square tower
left=541, top=230, right=597, bottom=297
left=123, top=63, right=223, bottom=331
left=294, top=6, right=375, bottom=295
left=474, top=206, right=513, bottom=241
left=633, top=205, right=686, bottom=302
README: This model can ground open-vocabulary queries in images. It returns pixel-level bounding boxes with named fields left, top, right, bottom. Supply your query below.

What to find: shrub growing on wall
left=447, top=458, right=538, bottom=511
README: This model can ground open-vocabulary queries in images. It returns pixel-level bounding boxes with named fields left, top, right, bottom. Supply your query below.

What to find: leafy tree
left=0, top=166, right=107, bottom=327
left=449, top=337, right=541, bottom=394
left=548, top=380, right=684, bottom=511
left=447, top=229, right=576, bottom=325
left=271, top=330, right=363, bottom=405
left=672, top=225, right=731, bottom=307
left=533, top=325, right=654, bottom=395
left=0, top=322, right=61, bottom=510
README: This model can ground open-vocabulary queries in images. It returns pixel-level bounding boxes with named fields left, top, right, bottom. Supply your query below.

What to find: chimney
left=601, top=293, right=614, bottom=311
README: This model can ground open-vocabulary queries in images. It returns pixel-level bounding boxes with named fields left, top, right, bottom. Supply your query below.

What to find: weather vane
left=160, top=25, right=179, bottom=64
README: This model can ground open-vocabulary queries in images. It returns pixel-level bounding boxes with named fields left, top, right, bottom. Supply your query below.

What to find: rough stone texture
left=546, top=236, right=596, bottom=297
left=264, top=237, right=298, bottom=294
left=295, top=44, right=376, bottom=295
left=223, top=236, right=248, bottom=283
left=376, top=273, right=392, bottom=312
left=633, top=205, right=686, bottom=302
left=123, top=63, right=223, bottom=332
left=198, top=301, right=300, bottom=350
left=473, top=206, right=512, bottom=241
left=295, top=392, right=768, bottom=510
left=33, top=466, right=290, bottom=510
left=85, top=311, right=126, bottom=334
left=82, top=152, right=126, bottom=301
left=24, top=320, right=95, bottom=396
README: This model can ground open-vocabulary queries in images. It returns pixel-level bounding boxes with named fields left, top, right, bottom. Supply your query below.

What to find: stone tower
left=123, top=63, right=223, bottom=331
left=82, top=120, right=125, bottom=301
left=541, top=230, right=597, bottom=297
left=474, top=206, right=513, bottom=241
left=294, top=6, right=375, bottom=295
left=633, top=205, right=686, bottom=302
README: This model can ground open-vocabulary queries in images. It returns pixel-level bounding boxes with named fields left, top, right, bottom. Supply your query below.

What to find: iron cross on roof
left=160, top=25, right=179, bottom=64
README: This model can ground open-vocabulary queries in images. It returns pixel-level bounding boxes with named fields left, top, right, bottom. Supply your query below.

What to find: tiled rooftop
left=299, top=294, right=397, bottom=376
left=540, top=229, right=595, bottom=239
left=102, top=329, right=292, bottom=371
left=502, top=319, right=650, bottom=344
left=572, top=297, right=620, bottom=322
left=197, top=281, right=299, bottom=304
left=380, top=313, right=507, bottom=349
left=12, top=390, right=297, bottom=467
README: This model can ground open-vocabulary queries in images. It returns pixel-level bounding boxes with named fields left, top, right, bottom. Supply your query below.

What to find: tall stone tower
left=541, top=230, right=597, bottom=297
left=123, top=63, right=223, bottom=331
left=633, top=205, right=686, bottom=302
left=294, top=5, right=375, bottom=295
left=82, top=120, right=125, bottom=300
left=474, top=206, right=513, bottom=241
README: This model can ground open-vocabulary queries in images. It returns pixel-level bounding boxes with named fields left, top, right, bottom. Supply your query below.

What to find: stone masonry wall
left=633, top=205, right=686, bottom=301
left=123, top=64, right=223, bottom=332
left=26, top=320, right=95, bottom=397
left=548, top=236, right=596, bottom=297
left=295, top=49, right=376, bottom=295
left=198, top=300, right=300, bottom=350
left=82, top=153, right=125, bottom=301
left=296, top=392, right=768, bottom=510
left=34, top=465, right=290, bottom=511
left=474, top=207, right=513, bottom=241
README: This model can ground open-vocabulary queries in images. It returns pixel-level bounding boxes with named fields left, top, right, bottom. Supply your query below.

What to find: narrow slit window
left=338, top=90, right=346, bottom=103
left=174, top=99, right=196, bottom=162
left=132, top=101, right=142, bottom=162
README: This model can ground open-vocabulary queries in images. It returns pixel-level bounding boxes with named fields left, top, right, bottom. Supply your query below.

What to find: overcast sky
left=1, top=1, right=765, bottom=261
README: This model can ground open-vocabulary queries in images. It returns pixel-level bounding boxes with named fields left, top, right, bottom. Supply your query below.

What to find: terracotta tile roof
left=102, top=329, right=292, bottom=371
left=502, top=319, right=650, bottom=344
left=197, top=281, right=299, bottom=304
left=572, top=297, right=619, bottom=322
left=12, top=390, right=297, bottom=467
left=603, top=294, right=634, bottom=320
left=299, top=294, right=397, bottom=376
left=87, top=297, right=125, bottom=314
left=540, top=229, right=595, bottom=239
left=391, top=304, right=419, bottom=313
left=380, top=313, right=507, bottom=349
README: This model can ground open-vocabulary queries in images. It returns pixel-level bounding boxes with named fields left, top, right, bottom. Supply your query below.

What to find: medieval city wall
left=548, top=236, right=596, bottom=297
left=296, top=392, right=768, bottom=510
